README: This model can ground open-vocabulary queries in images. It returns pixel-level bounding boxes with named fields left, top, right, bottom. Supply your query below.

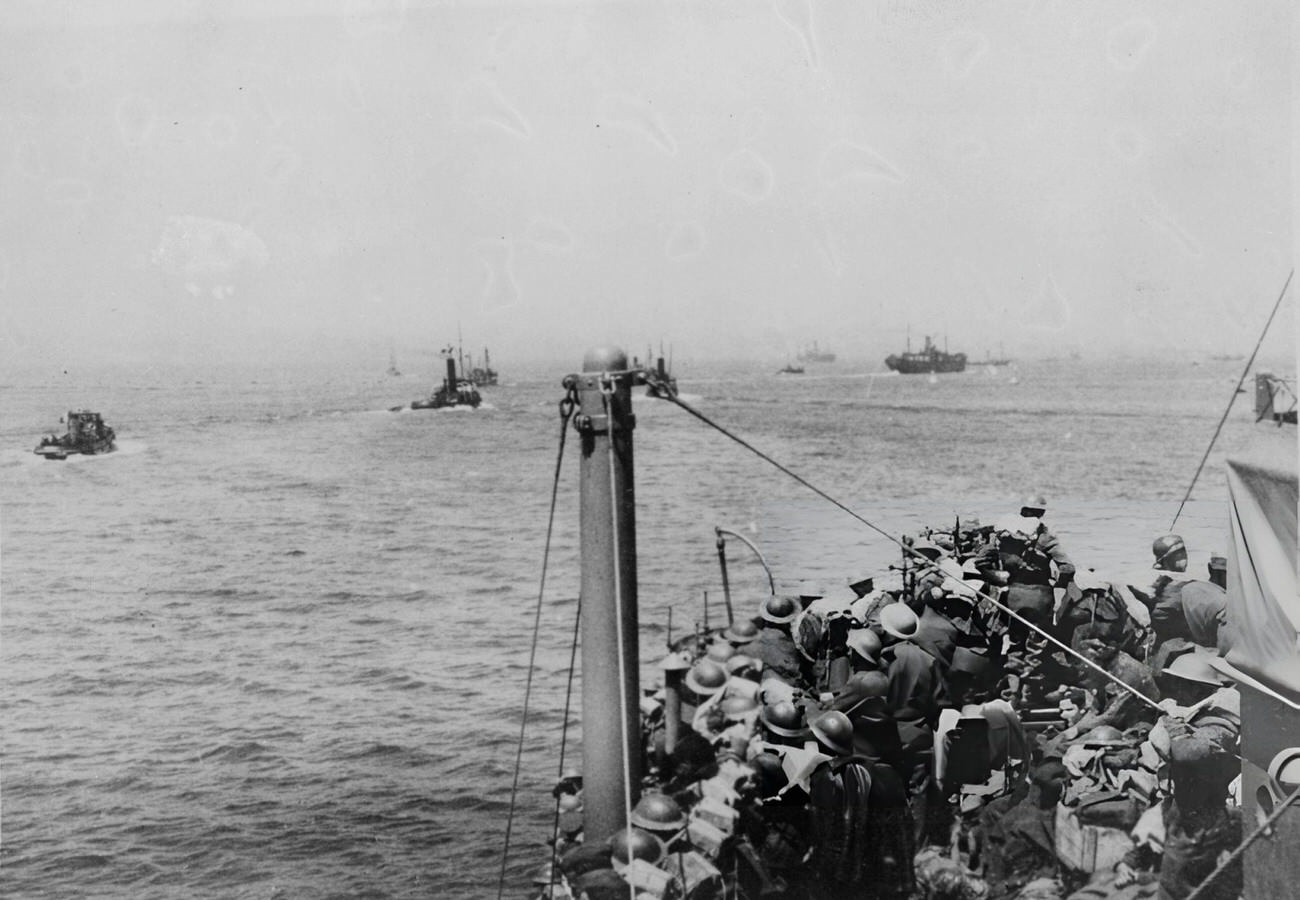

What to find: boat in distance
left=796, top=342, right=836, bottom=363
left=777, top=363, right=805, bottom=374
left=465, top=348, right=499, bottom=387
left=34, top=410, right=116, bottom=460
left=885, top=334, right=967, bottom=374
left=391, top=354, right=481, bottom=411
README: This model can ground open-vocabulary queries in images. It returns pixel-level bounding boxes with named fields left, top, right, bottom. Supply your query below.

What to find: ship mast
left=570, top=347, right=641, bottom=842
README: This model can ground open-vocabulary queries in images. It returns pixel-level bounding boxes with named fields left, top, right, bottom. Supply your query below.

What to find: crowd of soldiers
left=541, top=496, right=1241, bottom=900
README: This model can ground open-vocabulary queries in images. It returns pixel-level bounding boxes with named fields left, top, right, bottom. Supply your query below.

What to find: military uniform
left=1157, top=688, right=1241, bottom=900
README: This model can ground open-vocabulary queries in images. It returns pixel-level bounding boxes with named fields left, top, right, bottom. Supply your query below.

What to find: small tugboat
left=796, top=341, right=836, bottom=363
left=33, top=410, right=116, bottom=460
left=402, top=353, right=481, bottom=410
left=633, top=348, right=679, bottom=399
left=777, top=363, right=804, bottom=374
left=885, top=332, right=967, bottom=374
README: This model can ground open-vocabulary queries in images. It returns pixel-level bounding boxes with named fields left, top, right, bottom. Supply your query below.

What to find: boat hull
left=410, top=384, right=482, bottom=409
left=885, top=353, right=967, bottom=374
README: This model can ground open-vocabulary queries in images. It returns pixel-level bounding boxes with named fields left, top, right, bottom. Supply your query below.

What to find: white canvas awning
left=1217, top=448, right=1300, bottom=705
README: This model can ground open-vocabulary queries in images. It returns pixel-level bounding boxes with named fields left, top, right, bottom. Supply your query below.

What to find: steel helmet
left=846, top=628, right=883, bottom=663
left=879, top=603, right=920, bottom=641
left=809, top=710, right=854, bottom=756
left=910, top=539, right=944, bottom=560
left=844, top=669, right=890, bottom=699
left=758, top=673, right=796, bottom=705
left=1079, top=725, right=1127, bottom=748
left=720, top=694, right=760, bottom=721
left=760, top=700, right=806, bottom=738
left=630, top=793, right=687, bottom=832
left=722, top=619, right=760, bottom=644
left=1162, top=649, right=1228, bottom=686
left=724, top=676, right=760, bottom=702
left=609, top=827, right=666, bottom=872
left=1020, top=494, right=1048, bottom=516
left=760, top=595, right=802, bottom=625
left=1152, top=534, right=1188, bottom=571
left=725, top=653, right=761, bottom=679
left=705, top=641, right=737, bottom=664
left=684, top=659, right=728, bottom=696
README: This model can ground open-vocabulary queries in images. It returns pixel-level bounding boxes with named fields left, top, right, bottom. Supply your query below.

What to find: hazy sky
left=1, top=0, right=1294, bottom=369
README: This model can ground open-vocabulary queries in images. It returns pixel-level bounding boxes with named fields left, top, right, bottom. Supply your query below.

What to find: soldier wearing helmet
left=1132, top=534, right=1230, bottom=655
left=1152, top=533, right=1188, bottom=572
left=749, top=595, right=807, bottom=685
left=1148, top=648, right=1241, bottom=900
left=807, top=710, right=916, bottom=899
left=994, top=494, right=1076, bottom=645
left=878, top=603, right=946, bottom=727
left=736, top=751, right=814, bottom=891
left=828, top=669, right=904, bottom=767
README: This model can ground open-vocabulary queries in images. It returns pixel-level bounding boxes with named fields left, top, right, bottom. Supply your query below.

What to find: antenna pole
left=1170, top=269, right=1294, bottom=529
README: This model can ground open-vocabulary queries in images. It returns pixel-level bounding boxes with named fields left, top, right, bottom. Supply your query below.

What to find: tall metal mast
left=569, top=346, right=641, bottom=843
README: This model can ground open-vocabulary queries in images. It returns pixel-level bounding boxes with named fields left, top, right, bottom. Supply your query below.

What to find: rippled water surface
left=1, top=354, right=1293, bottom=898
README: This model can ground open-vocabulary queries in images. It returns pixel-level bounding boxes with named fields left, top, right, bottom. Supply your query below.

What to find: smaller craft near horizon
left=982, top=344, right=1013, bottom=367
left=632, top=346, right=679, bottom=400
left=796, top=341, right=836, bottom=363
left=34, top=410, right=116, bottom=460
left=777, top=363, right=805, bottom=374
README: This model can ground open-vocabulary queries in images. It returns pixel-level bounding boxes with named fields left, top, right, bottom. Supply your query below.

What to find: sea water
left=1, top=354, right=1293, bottom=899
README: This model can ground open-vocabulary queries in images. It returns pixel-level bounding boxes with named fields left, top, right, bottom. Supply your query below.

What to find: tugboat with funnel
left=398, top=352, right=481, bottom=410
left=885, top=333, right=967, bottom=374
left=632, top=347, right=679, bottom=399
left=33, top=410, right=116, bottom=460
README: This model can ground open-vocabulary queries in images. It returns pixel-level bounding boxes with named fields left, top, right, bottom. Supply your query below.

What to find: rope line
left=600, top=387, right=638, bottom=900
left=1183, top=783, right=1300, bottom=900
left=547, top=591, right=583, bottom=888
left=495, top=393, right=575, bottom=900
left=648, top=382, right=1164, bottom=713
left=1171, top=268, right=1294, bottom=530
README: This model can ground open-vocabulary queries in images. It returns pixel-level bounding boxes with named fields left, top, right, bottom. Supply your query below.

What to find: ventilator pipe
left=715, top=527, right=777, bottom=597
left=572, top=346, right=641, bottom=843
left=715, top=532, right=736, bottom=626
left=661, top=654, right=690, bottom=761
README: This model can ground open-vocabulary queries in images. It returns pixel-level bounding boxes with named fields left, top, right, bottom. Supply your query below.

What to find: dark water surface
left=1, top=355, right=1293, bottom=898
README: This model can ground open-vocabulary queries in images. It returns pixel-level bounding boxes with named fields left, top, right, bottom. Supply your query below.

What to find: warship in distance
left=885, top=333, right=967, bottom=374
left=34, top=410, right=116, bottom=460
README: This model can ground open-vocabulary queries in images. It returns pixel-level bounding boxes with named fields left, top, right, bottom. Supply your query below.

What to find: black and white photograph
left=1, top=2, right=1296, bottom=899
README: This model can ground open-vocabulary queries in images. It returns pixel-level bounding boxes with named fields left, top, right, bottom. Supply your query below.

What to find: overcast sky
left=1, top=0, right=1294, bottom=369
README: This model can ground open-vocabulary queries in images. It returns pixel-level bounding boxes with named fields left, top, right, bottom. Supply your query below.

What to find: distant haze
left=1, top=0, right=1294, bottom=372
